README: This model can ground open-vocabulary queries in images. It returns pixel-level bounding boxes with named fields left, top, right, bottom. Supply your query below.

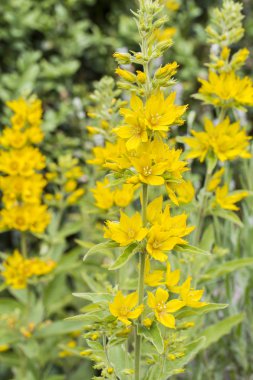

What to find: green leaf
left=210, top=209, right=243, bottom=227
left=197, top=314, right=244, bottom=350
left=177, top=303, right=228, bottom=318
left=35, top=320, right=85, bottom=338
left=138, top=322, right=164, bottom=354
left=67, top=310, right=112, bottom=324
left=0, top=298, right=25, bottom=313
left=109, top=243, right=138, bottom=270
left=201, top=258, right=253, bottom=281
left=200, top=224, right=215, bottom=251
left=175, top=244, right=211, bottom=256
left=83, top=240, right=118, bottom=262
left=72, top=292, right=113, bottom=303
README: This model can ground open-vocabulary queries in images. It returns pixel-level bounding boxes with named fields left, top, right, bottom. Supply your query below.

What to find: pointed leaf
left=138, top=322, right=164, bottom=354
left=177, top=303, right=228, bottom=318
left=201, top=258, right=253, bottom=281
left=72, top=292, right=113, bottom=303
left=197, top=313, right=244, bottom=350
left=175, top=244, right=211, bottom=256
left=83, top=240, right=118, bottom=262
left=210, top=209, right=243, bottom=227
left=109, top=243, right=138, bottom=270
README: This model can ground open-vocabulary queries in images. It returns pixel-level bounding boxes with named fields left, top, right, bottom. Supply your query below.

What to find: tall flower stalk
left=74, top=2, right=215, bottom=379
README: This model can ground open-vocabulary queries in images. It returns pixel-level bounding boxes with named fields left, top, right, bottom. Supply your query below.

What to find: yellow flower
left=183, top=118, right=251, bottom=162
left=136, top=70, right=146, bottom=84
left=6, top=98, right=43, bottom=129
left=0, top=147, right=46, bottom=176
left=207, top=168, right=225, bottom=192
left=115, top=68, right=136, bottom=83
left=115, top=94, right=147, bottom=150
left=154, top=62, right=178, bottom=79
left=130, top=153, right=168, bottom=186
left=113, top=184, right=135, bottom=208
left=165, top=0, right=180, bottom=11
left=146, top=206, right=194, bottom=262
left=0, top=204, right=51, bottom=233
left=180, top=277, right=207, bottom=308
left=154, top=27, right=176, bottom=42
left=0, top=174, right=46, bottom=208
left=1, top=250, right=29, bottom=289
left=165, top=262, right=180, bottom=293
left=64, top=180, right=77, bottom=193
left=143, top=318, right=153, bottom=328
left=146, top=196, right=163, bottom=225
left=171, top=180, right=195, bottom=205
left=0, top=345, right=10, bottom=352
left=0, top=250, right=56, bottom=289
left=28, top=257, right=56, bottom=276
left=91, top=178, right=114, bottom=210
left=147, top=288, right=184, bottom=328
left=104, top=211, right=148, bottom=246
left=214, top=185, right=248, bottom=211
left=196, top=70, right=253, bottom=109
left=66, top=188, right=85, bottom=205
left=109, top=291, right=143, bottom=325
left=144, top=257, right=164, bottom=287
left=144, top=91, right=187, bottom=135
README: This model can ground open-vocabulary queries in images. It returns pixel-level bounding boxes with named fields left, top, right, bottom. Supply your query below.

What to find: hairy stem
left=134, top=184, right=148, bottom=380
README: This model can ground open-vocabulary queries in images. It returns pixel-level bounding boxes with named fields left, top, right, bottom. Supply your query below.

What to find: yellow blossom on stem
left=180, top=277, right=207, bottom=308
left=114, top=94, right=147, bottom=150
left=214, top=185, right=248, bottom=211
left=144, top=257, right=164, bottom=287
left=147, top=287, right=184, bottom=328
left=113, top=184, right=135, bottom=208
left=115, top=68, right=136, bottom=83
left=207, top=168, right=225, bottom=192
left=130, top=153, right=168, bottom=186
left=183, top=118, right=251, bottom=162
left=109, top=291, right=143, bottom=325
left=104, top=211, right=148, bottom=246
left=168, top=180, right=195, bottom=206
left=146, top=206, right=194, bottom=262
left=144, top=91, right=187, bottom=135
left=1, top=250, right=56, bottom=289
left=146, top=195, right=163, bottom=225
left=154, top=27, right=176, bottom=42
left=91, top=178, right=114, bottom=210
left=196, top=70, right=253, bottom=109
left=165, top=262, right=180, bottom=293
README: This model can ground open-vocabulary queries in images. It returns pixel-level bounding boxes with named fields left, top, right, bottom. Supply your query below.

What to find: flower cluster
left=45, top=154, right=85, bottom=206
left=1, top=250, right=56, bottom=289
left=0, top=98, right=50, bottom=233
left=183, top=117, right=251, bottom=162
left=194, top=1, right=253, bottom=110
left=183, top=0, right=252, bottom=239
left=77, top=1, right=209, bottom=378
left=91, top=179, right=136, bottom=210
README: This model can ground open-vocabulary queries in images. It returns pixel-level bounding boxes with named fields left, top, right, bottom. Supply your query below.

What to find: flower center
left=152, top=240, right=161, bottom=249
left=150, top=113, right=161, bottom=125
left=128, top=229, right=135, bottom=238
left=143, top=166, right=152, bottom=176
left=120, top=306, right=129, bottom=317
left=156, top=302, right=166, bottom=312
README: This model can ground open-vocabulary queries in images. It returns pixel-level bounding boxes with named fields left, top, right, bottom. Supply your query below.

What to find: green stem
left=134, top=184, right=148, bottom=380
left=193, top=169, right=212, bottom=245
left=21, top=232, right=28, bottom=258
